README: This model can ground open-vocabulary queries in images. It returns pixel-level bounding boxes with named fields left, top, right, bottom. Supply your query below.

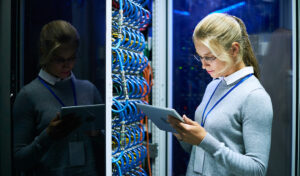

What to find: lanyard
left=38, top=76, right=77, bottom=107
left=201, top=73, right=253, bottom=127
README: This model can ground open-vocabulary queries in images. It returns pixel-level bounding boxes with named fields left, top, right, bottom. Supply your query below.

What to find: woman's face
left=194, top=40, right=229, bottom=78
left=45, top=44, right=76, bottom=79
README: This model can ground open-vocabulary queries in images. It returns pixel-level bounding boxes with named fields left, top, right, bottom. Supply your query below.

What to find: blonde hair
left=39, top=20, right=79, bottom=67
left=193, top=13, right=259, bottom=78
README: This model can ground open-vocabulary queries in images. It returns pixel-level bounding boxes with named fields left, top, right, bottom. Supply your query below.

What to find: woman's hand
left=168, top=115, right=207, bottom=145
left=46, top=113, right=81, bottom=140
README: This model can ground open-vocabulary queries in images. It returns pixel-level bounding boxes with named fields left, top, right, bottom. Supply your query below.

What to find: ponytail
left=232, top=16, right=260, bottom=78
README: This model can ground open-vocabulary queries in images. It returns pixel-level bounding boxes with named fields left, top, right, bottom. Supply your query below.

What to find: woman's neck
left=223, top=61, right=246, bottom=77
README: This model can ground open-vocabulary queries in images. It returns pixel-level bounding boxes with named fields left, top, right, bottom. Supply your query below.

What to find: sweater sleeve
left=13, top=89, right=54, bottom=171
left=198, top=89, right=273, bottom=176
left=92, top=84, right=103, bottom=104
left=179, top=141, right=193, bottom=153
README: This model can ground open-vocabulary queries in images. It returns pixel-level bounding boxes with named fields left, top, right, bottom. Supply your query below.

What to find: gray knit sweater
left=181, top=67, right=273, bottom=176
left=13, top=70, right=103, bottom=176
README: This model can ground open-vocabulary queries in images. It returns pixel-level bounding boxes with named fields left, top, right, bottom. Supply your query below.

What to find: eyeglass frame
left=193, top=53, right=217, bottom=63
left=51, top=56, right=77, bottom=65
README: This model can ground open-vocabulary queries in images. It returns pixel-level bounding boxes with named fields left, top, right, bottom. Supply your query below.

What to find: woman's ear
left=231, top=42, right=240, bottom=59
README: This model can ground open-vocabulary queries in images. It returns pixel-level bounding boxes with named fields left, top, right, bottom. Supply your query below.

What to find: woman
left=13, top=20, right=103, bottom=175
left=168, top=13, right=273, bottom=176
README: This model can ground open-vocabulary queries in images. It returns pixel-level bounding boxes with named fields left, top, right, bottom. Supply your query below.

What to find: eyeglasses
left=52, top=57, right=76, bottom=64
left=193, top=53, right=217, bottom=63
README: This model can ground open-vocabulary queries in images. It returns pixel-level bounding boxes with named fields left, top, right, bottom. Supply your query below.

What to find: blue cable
left=122, top=50, right=130, bottom=72
left=132, top=55, right=140, bottom=73
left=130, top=101, right=138, bottom=121
left=112, top=134, right=120, bottom=155
left=141, top=0, right=149, bottom=7
left=124, top=101, right=132, bottom=122
left=135, top=32, right=142, bottom=51
left=116, top=50, right=125, bottom=72
left=121, top=50, right=131, bottom=70
left=125, top=127, right=133, bottom=148
left=123, top=0, right=129, bottom=16
left=134, top=76, right=144, bottom=98
left=112, top=0, right=123, bottom=50
left=136, top=124, right=142, bottom=144
left=112, top=151, right=124, bottom=163
left=123, top=152, right=130, bottom=172
left=128, top=52, right=136, bottom=73
left=119, top=156, right=125, bottom=173
left=139, top=54, right=147, bottom=73
left=133, top=5, right=142, bottom=26
left=129, top=150, right=135, bottom=168
left=133, top=126, right=140, bottom=145
left=112, top=98, right=128, bottom=116
left=126, top=76, right=135, bottom=99
left=139, top=33, right=146, bottom=52
left=125, top=132, right=131, bottom=149
left=140, top=55, right=149, bottom=72
left=128, top=102, right=136, bottom=123
left=114, top=162, right=122, bottom=176
left=129, top=30, right=137, bottom=50
left=123, top=31, right=130, bottom=48
left=138, top=123, right=145, bottom=142
left=130, top=53, right=139, bottom=73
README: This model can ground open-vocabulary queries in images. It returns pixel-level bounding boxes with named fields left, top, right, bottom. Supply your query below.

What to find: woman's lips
left=61, top=71, right=70, bottom=75
left=207, top=70, right=213, bottom=74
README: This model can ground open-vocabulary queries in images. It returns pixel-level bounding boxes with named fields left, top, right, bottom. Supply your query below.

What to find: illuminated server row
left=110, top=0, right=151, bottom=175
left=105, top=0, right=172, bottom=175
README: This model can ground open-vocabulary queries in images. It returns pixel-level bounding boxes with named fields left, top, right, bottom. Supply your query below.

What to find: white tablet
left=136, top=103, right=183, bottom=133
left=61, top=104, right=105, bottom=129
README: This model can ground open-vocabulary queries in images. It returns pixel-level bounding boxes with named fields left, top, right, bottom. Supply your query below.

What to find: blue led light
left=174, top=9, right=190, bottom=16
left=210, top=1, right=246, bottom=14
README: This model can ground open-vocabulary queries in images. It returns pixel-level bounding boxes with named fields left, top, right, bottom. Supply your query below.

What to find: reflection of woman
left=260, top=28, right=292, bottom=175
left=168, top=13, right=273, bottom=176
left=13, top=20, right=102, bottom=175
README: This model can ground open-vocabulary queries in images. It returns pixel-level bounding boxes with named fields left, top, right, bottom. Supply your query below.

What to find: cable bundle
left=112, top=49, right=148, bottom=74
left=111, top=0, right=151, bottom=175
left=112, top=25, right=146, bottom=52
left=112, top=100, right=146, bottom=127
left=113, top=145, right=148, bottom=176
left=112, top=123, right=145, bottom=154
left=113, top=75, right=150, bottom=99
left=112, top=0, right=151, bottom=29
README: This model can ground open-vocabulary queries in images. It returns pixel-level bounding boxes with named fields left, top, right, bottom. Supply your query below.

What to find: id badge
left=69, top=141, right=85, bottom=166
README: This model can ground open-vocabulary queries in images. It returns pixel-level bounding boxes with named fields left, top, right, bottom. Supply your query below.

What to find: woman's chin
left=59, top=72, right=71, bottom=79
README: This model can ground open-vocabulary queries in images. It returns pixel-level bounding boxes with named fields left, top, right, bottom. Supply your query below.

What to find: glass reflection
left=13, top=0, right=106, bottom=175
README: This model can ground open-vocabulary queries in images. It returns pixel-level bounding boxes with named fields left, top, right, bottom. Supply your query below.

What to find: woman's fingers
left=173, top=123, right=185, bottom=134
left=47, top=113, right=82, bottom=139
left=183, top=115, right=198, bottom=126
left=61, top=115, right=81, bottom=132
left=173, top=133, right=183, bottom=141
left=167, top=115, right=181, bottom=124
left=167, top=115, right=185, bottom=133
left=168, top=115, right=206, bottom=145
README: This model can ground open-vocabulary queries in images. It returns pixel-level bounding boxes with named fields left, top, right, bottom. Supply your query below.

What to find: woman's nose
left=201, top=60, right=209, bottom=69
left=62, top=61, right=72, bottom=68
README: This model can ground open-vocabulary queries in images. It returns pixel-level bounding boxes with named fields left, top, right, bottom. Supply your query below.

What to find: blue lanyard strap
left=201, top=73, right=253, bottom=127
left=38, top=76, right=77, bottom=107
